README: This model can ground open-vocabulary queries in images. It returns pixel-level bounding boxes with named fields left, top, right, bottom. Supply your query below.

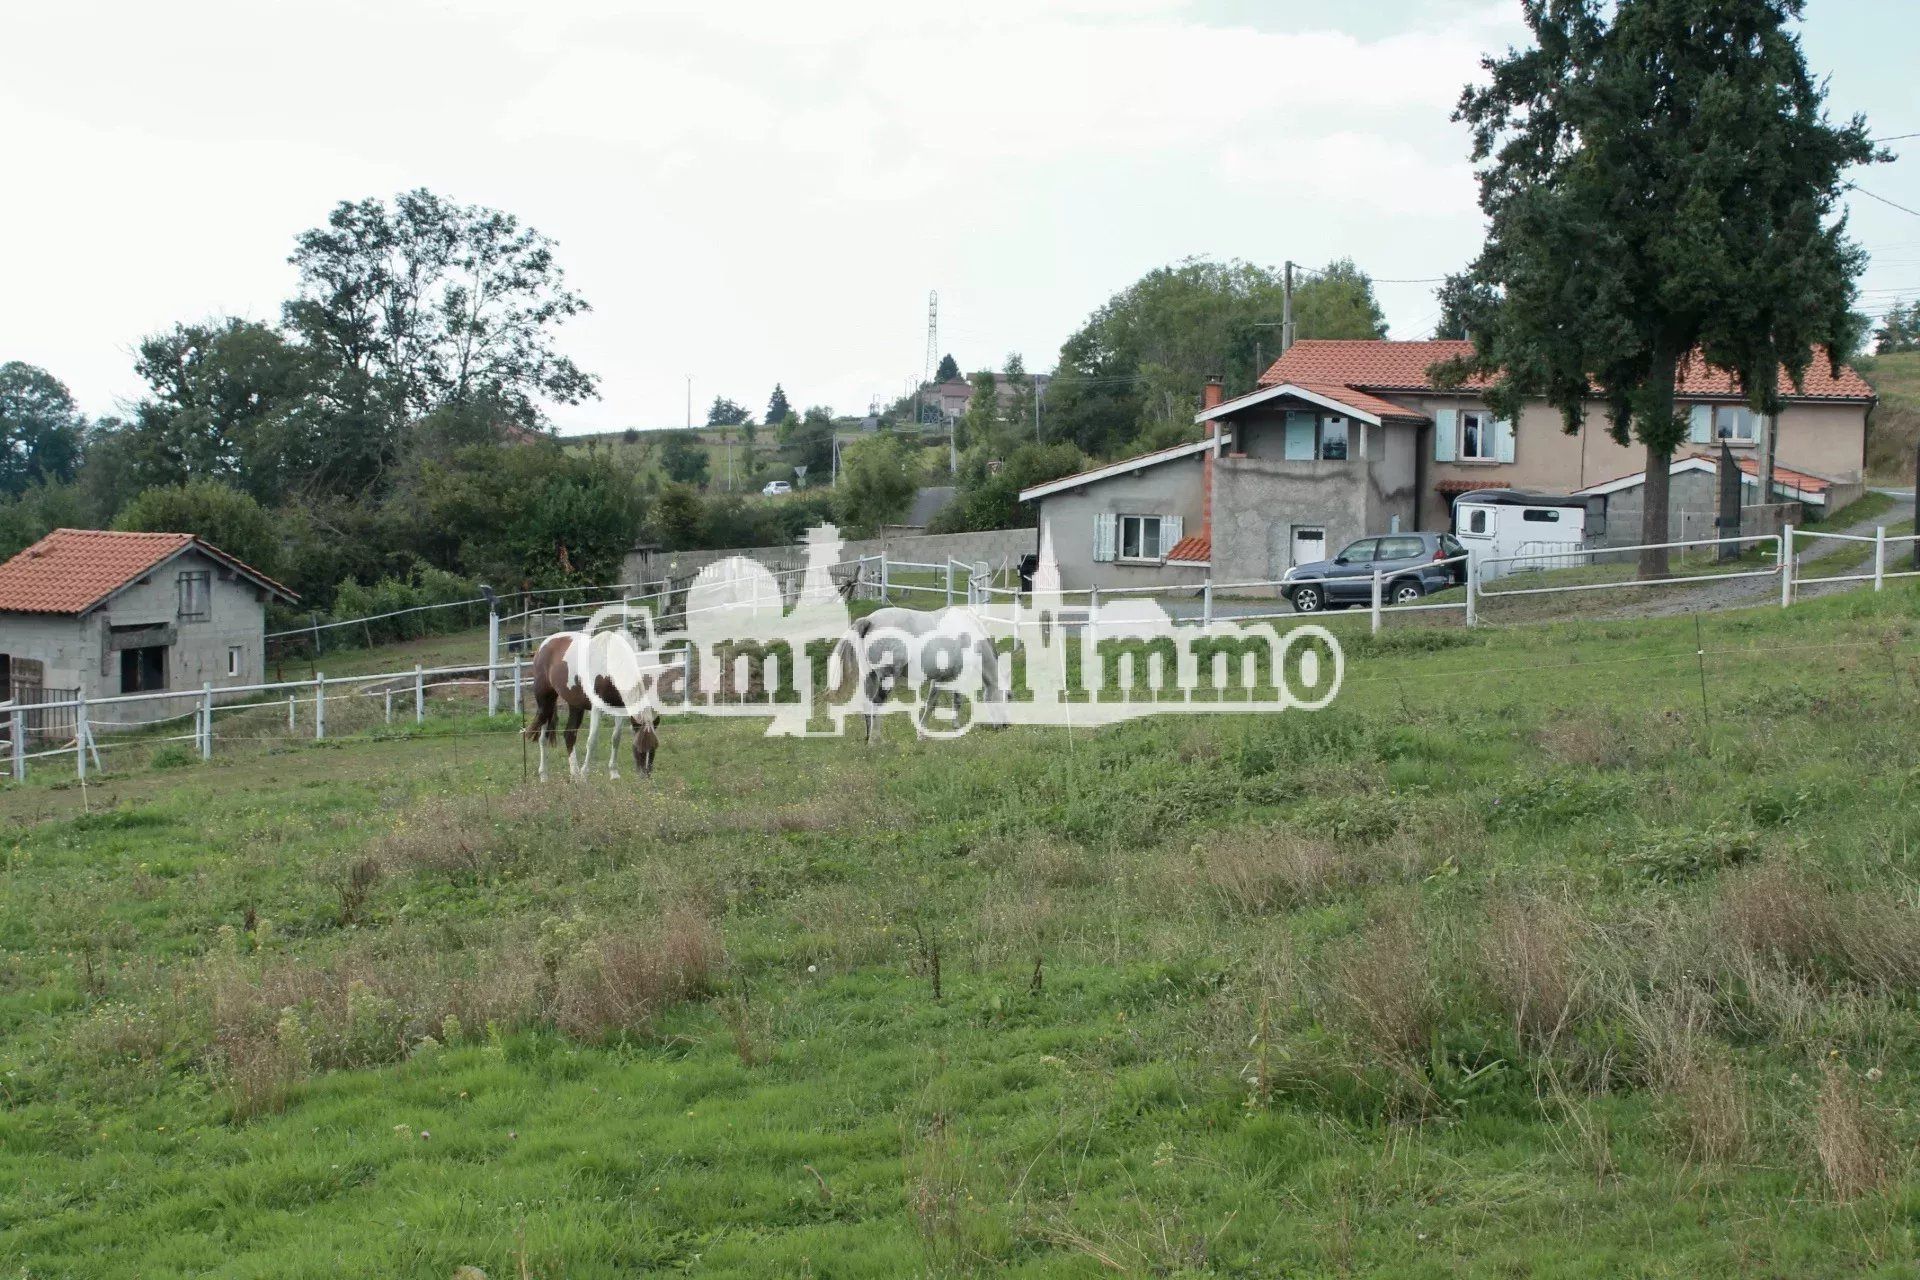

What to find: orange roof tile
left=1259, top=340, right=1873, bottom=402
left=1165, top=535, right=1211, bottom=565
left=0, top=529, right=296, bottom=615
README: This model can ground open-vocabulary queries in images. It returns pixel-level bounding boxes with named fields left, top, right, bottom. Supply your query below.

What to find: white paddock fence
left=5, top=526, right=1916, bottom=783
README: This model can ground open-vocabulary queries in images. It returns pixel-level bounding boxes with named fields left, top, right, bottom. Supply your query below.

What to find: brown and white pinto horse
left=523, top=631, right=660, bottom=781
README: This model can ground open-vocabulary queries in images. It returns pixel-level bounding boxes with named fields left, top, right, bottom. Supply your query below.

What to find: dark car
left=1280, top=532, right=1467, bottom=612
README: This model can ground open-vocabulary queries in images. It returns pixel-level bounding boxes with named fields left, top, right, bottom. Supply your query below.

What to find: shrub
left=1477, top=895, right=1585, bottom=1046
left=1194, top=830, right=1349, bottom=915
left=1813, top=1061, right=1890, bottom=1201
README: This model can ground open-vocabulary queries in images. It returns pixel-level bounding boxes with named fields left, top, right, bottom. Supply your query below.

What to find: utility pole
left=1035, top=379, right=1043, bottom=443
left=1282, top=260, right=1296, bottom=354
left=685, top=375, right=691, bottom=430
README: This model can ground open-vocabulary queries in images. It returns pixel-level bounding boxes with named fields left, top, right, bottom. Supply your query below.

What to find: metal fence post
left=10, top=706, right=24, bottom=781
left=946, top=561, right=955, bottom=607
left=1464, top=557, right=1478, bottom=628
left=1089, top=585, right=1100, bottom=631
left=1874, top=526, right=1886, bottom=592
left=1202, top=579, right=1214, bottom=626
left=384, top=689, right=394, bottom=724
left=75, top=696, right=87, bottom=781
left=487, top=608, right=501, bottom=715
left=314, top=674, right=326, bottom=740
left=414, top=663, right=425, bottom=724
left=513, top=657, right=524, bottom=714
left=881, top=555, right=891, bottom=603
left=1370, top=570, right=1383, bottom=635
left=201, top=683, right=214, bottom=760
left=1779, top=524, right=1794, bottom=608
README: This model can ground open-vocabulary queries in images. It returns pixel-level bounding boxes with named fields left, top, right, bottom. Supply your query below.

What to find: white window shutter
left=1688, top=404, right=1712, bottom=444
left=1094, top=513, right=1117, bottom=562
left=1494, top=417, right=1515, bottom=463
left=1161, top=514, right=1183, bottom=556
left=1434, top=409, right=1457, bottom=462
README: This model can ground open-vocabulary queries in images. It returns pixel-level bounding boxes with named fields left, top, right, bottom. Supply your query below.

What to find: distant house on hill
left=0, top=529, right=297, bottom=726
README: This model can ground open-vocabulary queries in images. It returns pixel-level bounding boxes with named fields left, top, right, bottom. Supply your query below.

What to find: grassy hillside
left=7, top=589, right=1920, bottom=1275
left=563, top=427, right=801, bottom=492
left=1860, top=351, right=1920, bottom=484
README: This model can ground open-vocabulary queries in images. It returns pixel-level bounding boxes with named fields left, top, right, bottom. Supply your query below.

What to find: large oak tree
left=1444, top=0, right=1876, bottom=575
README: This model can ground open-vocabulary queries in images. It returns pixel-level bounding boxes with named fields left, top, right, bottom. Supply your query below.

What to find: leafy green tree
left=0, top=483, right=88, bottom=561
left=999, top=354, right=1035, bottom=447
left=648, top=483, right=705, bottom=549
left=128, top=320, right=317, bottom=499
left=659, top=432, right=710, bottom=486
left=834, top=434, right=919, bottom=535
left=792, top=406, right=836, bottom=477
left=930, top=441, right=1086, bottom=533
left=935, top=353, right=961, bottom=383
left=1433, top=274, right=1499, bottom=342
left=956, top=370, right=999, bottom=453
left=114, top=480, right=282, bottom=576
left=765, top=384, right=790, bottom=424
left=1292, top=258, right=1388, bottom=341
left=0, top=362, right=85, bottom=497
left=706, top=397, right=751, bottom=427
left=1446, top=0, right=1875, bottom=576
left=283, top=188, right=596, bottom=476
left=1876, top=301, right=1920, bottom=355
left=1045, top=259, right=1290, bottom=458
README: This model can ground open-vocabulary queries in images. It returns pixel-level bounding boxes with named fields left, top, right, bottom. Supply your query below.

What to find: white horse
left=841, top=605, right=1007, bottom=742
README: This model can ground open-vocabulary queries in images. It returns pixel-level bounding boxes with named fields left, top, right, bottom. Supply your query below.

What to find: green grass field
left=7, top=588, right=1920, bottom=1276
left=1860, top=351, right=1920, bottom=484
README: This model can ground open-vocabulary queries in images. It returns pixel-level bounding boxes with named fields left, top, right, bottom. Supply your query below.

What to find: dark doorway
left=121, top=646, right=167, bottom=693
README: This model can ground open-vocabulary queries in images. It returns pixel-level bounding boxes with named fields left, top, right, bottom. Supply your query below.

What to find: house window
left=1523, top=509, right=1562, bottom=523
left=1120, top=515, right=1164, bottom=561
left=177, top=571, right=211, bottom=622
left=1715, top=406, right=1758, bottom=442
left=1320, top=416, right=1350, bottom=461
left=1460, top=412, right=1495, bottom=462
left=227, top=645, right=243, bottom=677
left=121, top=646, right=167, bottom=694
left=1284, top=411, right=1354, bottom=461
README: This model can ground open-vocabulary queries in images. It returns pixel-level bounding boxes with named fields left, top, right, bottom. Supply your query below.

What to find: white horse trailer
left=1451, top=489, right=1598, bottom=581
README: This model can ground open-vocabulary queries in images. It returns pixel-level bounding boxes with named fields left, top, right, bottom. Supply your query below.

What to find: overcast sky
left=3, top=0, right=1914, bottom=435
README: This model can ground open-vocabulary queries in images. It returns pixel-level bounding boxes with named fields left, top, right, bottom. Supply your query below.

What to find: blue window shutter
left=1494, top=417, right=1515, bottom=463
left=1688, top=404, right=1712, bottom=444
left=1160, top=515, right=1183, bottom=556
left=1284, top=411, right=1317, bottom=460
left=1434, top=409, right=1457, bottom=462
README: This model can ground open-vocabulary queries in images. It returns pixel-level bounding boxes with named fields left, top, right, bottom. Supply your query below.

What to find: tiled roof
left=1165, top=535, right=1211, bottom=565
left=1259, top=340, right=1874, bottom=402
left=1290, top=380, right=1430, bottom=423
left=0, top=529, right=295, bottom=615
left=1684, top=452, right=1833, bottom=493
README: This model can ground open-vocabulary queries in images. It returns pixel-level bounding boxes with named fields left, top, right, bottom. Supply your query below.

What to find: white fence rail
left=8, top=528, right=1915, bottom=784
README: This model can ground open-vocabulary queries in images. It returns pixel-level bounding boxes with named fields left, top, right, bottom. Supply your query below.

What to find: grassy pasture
left=6, top=588, right=1920, bottom=1276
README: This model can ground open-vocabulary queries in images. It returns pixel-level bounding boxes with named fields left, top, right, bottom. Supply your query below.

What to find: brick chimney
left=1200, top=376, right=1224, bottom=540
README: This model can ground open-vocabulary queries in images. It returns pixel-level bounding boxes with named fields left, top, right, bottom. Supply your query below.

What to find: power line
left=1848, top=183, right=1920, bottom=218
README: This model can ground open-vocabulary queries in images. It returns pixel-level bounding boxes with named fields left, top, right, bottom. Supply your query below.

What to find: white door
left=1291, top=526, right=1326, bottom=568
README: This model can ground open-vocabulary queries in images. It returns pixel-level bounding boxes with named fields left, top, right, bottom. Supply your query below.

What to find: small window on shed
left=1522, top=509, right=1561, bottom=523
left=1468, top=510, right=1488, bottom=534
left=227, top=645, right=243, bottom=677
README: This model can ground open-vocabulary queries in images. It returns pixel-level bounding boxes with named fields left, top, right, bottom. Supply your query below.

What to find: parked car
left=1280, top=532, right=1467, bottom=612
left=762, top=480, right=793, bottom=497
